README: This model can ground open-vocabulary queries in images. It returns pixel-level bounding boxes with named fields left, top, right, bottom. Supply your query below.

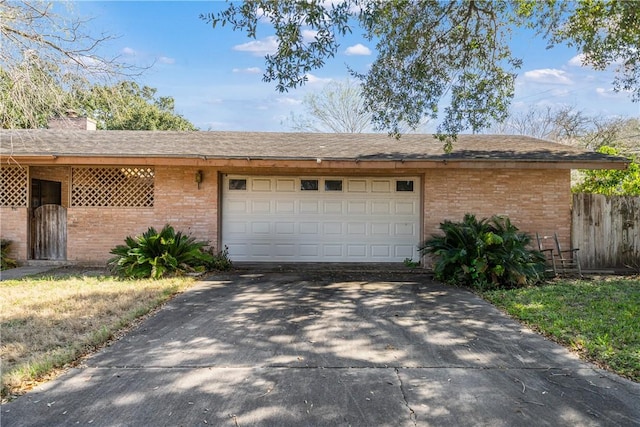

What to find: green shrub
left=419, top=214, right=546, bottom=290
left=1, top=239, right=18, bottom=270
left=204, top=245, right=233, bottom=271
left=108, top=225, right=215, bottom=279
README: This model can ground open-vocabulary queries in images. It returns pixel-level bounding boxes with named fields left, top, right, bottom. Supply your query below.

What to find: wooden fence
left=572, top=193, right=640, bottom=270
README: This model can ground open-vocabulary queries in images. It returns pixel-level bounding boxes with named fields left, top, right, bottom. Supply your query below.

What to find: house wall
left=0, top=207, right=28, bottom=261
left=5, top=164, right=573, bottom=265
left=423, top=168, right=572, bottom=250
left=67, top=167, right=219, bottom=265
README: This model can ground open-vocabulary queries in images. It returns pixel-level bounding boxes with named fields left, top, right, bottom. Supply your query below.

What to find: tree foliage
left=202, top=1, right=639, bottom=141
left=284, top=79, right=373, bottom=133
left=573, top=146, right=640, bottom=196
left=553, top=0, right=640, bottom=102
left=72, top=81, right=197, bottom=131
left=491, top=105, right=593, bottom=141
left=0, top=1, right=143, bottom=129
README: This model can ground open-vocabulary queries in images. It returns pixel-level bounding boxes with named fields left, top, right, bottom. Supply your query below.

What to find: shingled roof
left=0, top=129, right=628, bottom=168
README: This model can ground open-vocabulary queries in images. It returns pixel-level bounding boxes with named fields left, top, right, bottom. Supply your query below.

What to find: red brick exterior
left=0, top=207, right=28, bottom=261
left=67, top=167, right=219, bottom=264
left=423, top=168, right=572, bottom=250
left=2, top=164, right=572, bottom=265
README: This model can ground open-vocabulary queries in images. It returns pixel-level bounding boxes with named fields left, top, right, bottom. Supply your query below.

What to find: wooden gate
left=31, top=204, right=67, bottom=260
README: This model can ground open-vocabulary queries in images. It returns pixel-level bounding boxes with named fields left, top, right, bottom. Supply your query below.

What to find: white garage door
left=221, top=176, right=421, bottom=262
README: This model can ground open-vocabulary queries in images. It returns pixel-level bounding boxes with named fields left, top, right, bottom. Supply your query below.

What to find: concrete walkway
left=2, top=270, right=639, bottom=426
left=0, top=265, right=57, bottom=281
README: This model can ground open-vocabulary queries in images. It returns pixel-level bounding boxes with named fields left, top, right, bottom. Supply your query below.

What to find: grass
left=0, top=270, right=195, bottom=400
left=482, top=277, right=640, bottom=382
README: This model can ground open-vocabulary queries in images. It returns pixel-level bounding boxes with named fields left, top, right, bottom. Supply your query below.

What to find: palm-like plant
left=108, top=225, right=215, bottom=279
left=419, top=214, right=545, bottom=289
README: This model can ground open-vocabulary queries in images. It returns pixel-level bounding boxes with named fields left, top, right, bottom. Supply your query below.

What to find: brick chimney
left=48, top=110, right=97, bottom=130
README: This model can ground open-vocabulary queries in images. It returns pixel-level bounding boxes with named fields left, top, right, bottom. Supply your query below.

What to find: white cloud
left=232, top=67, right=261, bottom=74
left=304, top=73, right=332, bottom=84
left=595, top=87, right=627, bottom=98
left=344, top=43, right=372, bottom=56
left=122, top=47, right=136, bottom=56
left=158, top=56, right=175, bottom=65
left=276, top=97, right=302, bottom=106
left=233, top=36, right=278, bottom=56
left=568, top=54, right=585, bottom=67
left=522, top=68, right=573, bottom=85
left=302, top=30, right=318, bottom=43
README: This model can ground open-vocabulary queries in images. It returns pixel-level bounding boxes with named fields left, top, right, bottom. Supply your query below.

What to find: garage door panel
left=323, top=245, right=343, bottom=257
left=323, top=222, right=342, bottom=234
left=347, top=223, right=366, bottom=235
left=222, top=176, right=420, bottom=262
left=395, top=245, right=416, bottom=258
left=299, top=245, right=319, bottom=256
left=299, top=223, right=319, bottom=234
left=347, top=200, right=367, bottom=214
left=251, top=222, right=270, bottom=234
left=371, top=180, right=391, bottom=192
left=275, top=222, right=295, bottom=234
left=395, top=223, right=415, bottom=236
left=323, top=201, right=343, bottom=214
left=347, top=180, right=367, bottom=192
left=371, top=223, right=390, bottom=235
left=396, top=201, right=417, bottom=215
left=276, top=200, right=295, bottom=213
left=275, top=244, right=296, bottom=256
left=372, top=201, right=391, bottom=214
left=371, top=245, right=391, bottom=257
left=276, top=178, right=296, bottom=191
left=226, top=222, right=247, bottom=234
left=227, top=200, right=247, bottom=213
left=299, top=200, right=319, bottom=213
left=251, top=200, right=271, bottom=213
left=347, top=244, right=367, bottom=257
left=250, top=243, right=271, bottom=257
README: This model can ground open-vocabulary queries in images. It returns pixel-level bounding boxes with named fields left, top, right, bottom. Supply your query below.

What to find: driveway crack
left=395, top=368, right=417, bottom=426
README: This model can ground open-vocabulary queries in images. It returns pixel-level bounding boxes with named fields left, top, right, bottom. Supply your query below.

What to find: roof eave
left=1, top=153, right=629, bottom=170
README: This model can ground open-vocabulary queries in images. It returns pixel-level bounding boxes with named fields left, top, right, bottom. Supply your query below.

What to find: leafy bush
left=108, top=225, right=216, bottom=279
left=572, top=146, right=640, bottom=196
left=419, top=214, right=546, bottom=290
left=1, top=239, right=17, bottom=270
left=204, top=245, right=233, bottom=271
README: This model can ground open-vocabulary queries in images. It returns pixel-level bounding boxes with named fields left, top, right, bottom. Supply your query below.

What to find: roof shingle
left=0, top=130, right=627, bottom=166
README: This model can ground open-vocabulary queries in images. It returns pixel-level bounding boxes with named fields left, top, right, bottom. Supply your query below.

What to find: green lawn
left=482, top=277, right=640, bottom=382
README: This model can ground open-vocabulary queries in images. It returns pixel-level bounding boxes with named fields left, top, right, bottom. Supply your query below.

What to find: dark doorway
left=31, top=179, right=61, bottom=208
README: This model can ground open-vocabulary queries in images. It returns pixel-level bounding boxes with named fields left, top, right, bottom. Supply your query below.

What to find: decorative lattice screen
left=1, top=166, right=28, bottom=207
left=71, top=167, right=154, bottom=207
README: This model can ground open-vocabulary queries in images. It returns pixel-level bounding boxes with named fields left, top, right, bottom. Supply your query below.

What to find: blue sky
left=72, top=1, right=639, bottom=132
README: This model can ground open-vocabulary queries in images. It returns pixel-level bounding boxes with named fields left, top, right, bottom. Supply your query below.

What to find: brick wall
left=4, top=164, right=572, bottom=265
left=0, top=207, right=28, bottom=261
left=67, top=167, right=219, bottom=264
left=47, top=117, right=96, bottom=131
left=423, top=168, right=572, bottom=250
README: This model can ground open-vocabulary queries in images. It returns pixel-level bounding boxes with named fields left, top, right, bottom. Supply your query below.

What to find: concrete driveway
left=2, top=270, right=639, bottom=426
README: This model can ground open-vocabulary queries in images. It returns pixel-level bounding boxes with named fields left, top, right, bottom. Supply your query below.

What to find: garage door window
left=229, top=179, right=247, bottom=190
left=301, top=179, right=319, bottom=191
left=325, top=180, right=343, bottom=191
left=396, top=180, right=414, bottom=192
